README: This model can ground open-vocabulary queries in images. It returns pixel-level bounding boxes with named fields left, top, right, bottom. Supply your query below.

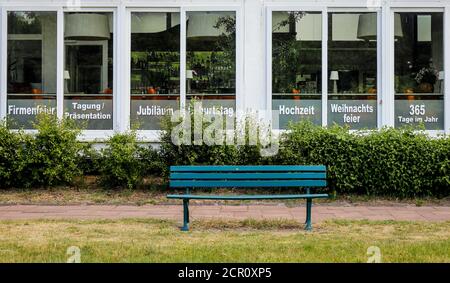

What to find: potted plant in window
left=415, top=64, right=439, bottom=93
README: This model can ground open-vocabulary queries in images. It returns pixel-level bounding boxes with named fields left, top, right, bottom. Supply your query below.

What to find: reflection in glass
left=327, top=12, right=378, bottom=129
left=394, top=12, right=444, bottom=130
left=130, top=12, right=180, bottom=130
left=272, top=11, right=322, bottom=129
left=7, top=11, right=57, bottom=129
left=186, top=11, right=236, bottom=116
left=64, top=12, right=114, bottom=130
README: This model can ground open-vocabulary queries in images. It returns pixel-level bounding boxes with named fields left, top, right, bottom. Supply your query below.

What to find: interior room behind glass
left=7, top=11, right=57, bottom=129
left=186, top=11, right=236, bottom=97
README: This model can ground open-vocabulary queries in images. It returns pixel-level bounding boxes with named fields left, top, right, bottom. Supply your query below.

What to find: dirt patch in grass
left=0, top=176, right=449, bottom=207
left=192, top=218, right=306, bottom=231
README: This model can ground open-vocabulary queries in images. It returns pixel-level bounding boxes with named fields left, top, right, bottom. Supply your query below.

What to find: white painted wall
left=243, top=0, right=266, bottom=112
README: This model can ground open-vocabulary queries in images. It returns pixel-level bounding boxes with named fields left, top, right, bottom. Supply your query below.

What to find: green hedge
left=0, top=114, right=448, bottom=197
left=276, top=122, right=450, bottom=198
left=160, top=119, right=450, bottom=198
left=0, top=116, right=161, bottom=189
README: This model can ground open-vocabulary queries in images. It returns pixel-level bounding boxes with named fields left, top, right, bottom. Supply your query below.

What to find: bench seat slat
left=170, top=172, right=326, bottom=180
left=170, top=165, right=326, bottom=172
left=170, top=180, right=326, bottom=188
left=167, top=194, right=329, bottom=200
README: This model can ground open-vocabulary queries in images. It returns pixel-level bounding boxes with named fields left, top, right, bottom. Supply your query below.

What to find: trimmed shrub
left=78, top=142, right=103, bottom=175
left=139, top=144, right=165, bottom=176
left=99, top=131, right=143, bottom=189
left=158, top=109, right=268, bottom=174
left=15, top=114, right=82, bottom=188
left=0, top=122, right=22, bottom=188
left=276, top=121, right=360, bottom=194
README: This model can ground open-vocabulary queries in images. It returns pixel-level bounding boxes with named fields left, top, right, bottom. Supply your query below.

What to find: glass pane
left=130, top=12, right=180, bottom=130
left=7, top=12, right=57, bottom=129
left=272, top=11, right=322, bottom=129
left=327, top=12, right=378, bottom=129
left=186, top=11, right=236, bottom=117
left=394, top=12, right=444, bottom=130
left=64, top=12, right=114, bottom=130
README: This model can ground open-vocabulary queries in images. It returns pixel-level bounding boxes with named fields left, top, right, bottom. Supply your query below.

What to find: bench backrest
left=169, top=165, right=327, bottom=189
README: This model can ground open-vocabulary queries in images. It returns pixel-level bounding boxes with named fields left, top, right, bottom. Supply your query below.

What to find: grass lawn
left=0, top=218, right=448, bottom=263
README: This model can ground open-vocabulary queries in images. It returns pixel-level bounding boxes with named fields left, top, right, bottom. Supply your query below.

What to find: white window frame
left=126, top=7, right=181, bottom=141
left=266, top=6, right=326, bottom=130
left=1, top=6, right=60, bottom=135
left=389, top=6, right=447, bottom=136
left=446, top=5, right=450, bottom=136
left=0, top=0, right=449, bottom=140
left=0, top=1, right=244, bottom=142
left=0, top=6, right=3, bottom=120
left=327, top=7, right=382, bottom=130
left=62, top=7, right=117, bottom=141
left=266, top=4, right=382, bottom=131
left=127, top=4, right=243, bottom=142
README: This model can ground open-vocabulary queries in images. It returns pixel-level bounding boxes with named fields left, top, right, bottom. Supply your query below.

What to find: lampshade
left=330, top=71, right=339, bottom=81
left=357, top=14, right=376, bottom=40
left=64, top=70, right=71, bottom=80
left=65, top=13, right=110, bottom=40
left=187, top=13, right=229, bottom=38
left=131, top=13, right=167, bottom=33
left=357, top=13, right=403, bottom=40
left=186, top=70, right=194, bottom=79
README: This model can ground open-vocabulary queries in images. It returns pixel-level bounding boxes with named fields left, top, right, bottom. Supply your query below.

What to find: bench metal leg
left=305, top=199, right=312, bottom=231
left=181, top=199, right=190, bottom=231
left=304, top=188, right=311, bottom=225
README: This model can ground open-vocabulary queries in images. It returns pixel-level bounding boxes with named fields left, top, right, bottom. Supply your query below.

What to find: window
left=186, top=11, right=236, bottom=118
left=7, top=11, right=57, bottom=129
left=64, top=12, right=114, bottom=130
left=271, top=11, right=322, bottom=129
left=394, top=12, right=444, bottom=130
left=130, top=11, right=180, bottom=130
left=327, top=12, right=378, bottom=129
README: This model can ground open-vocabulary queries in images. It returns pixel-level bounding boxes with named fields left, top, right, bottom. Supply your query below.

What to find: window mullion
left=0, top=8, right=7, bottom=120
left=57, top=8, right=64, bottom=120
left=180, top=7, right=187, bottom=111
left=445, top=6, right=450, bottom=134
left=322, top=7, right=328, bottom=127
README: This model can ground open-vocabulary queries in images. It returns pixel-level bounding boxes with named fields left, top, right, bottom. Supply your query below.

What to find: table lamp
left=330, top=71, right=339, bottom=94
left=64, top=70, right=71, bottom=93
left=186, top=70, right=194, bottom=93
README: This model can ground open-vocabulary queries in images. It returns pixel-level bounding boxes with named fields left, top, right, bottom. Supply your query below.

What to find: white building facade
left=0, top=0, right=449, bottom=141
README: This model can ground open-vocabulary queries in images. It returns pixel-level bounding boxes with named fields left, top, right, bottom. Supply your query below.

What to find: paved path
left=0, top=204, right=449, bottom=223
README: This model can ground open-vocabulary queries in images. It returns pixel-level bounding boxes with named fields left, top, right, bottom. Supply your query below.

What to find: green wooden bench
left=167, top=165, right=329, bottom=231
